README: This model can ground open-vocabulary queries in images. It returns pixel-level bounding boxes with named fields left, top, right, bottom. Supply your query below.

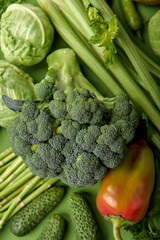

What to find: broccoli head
left=4, top=49, right=140, bottom=187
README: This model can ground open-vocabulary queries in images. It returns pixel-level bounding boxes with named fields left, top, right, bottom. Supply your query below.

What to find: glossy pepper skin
left=96, top=139, right=155, bottom=240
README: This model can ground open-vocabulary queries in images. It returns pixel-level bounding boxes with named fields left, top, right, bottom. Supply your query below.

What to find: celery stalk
left=89, top=0, right=160, bottom=109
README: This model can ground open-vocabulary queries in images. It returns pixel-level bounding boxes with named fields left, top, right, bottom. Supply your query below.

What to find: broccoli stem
left=37, top=0, right=121, bottom=96
left=0, top=163, right=26, bottom=191
left=0, top=157, right=23, bottom=183
left=39, top=0, right=160, bottom=133
left=47, top=48, right=104, bottom=99
left=89, top=0, right=160, bottom=110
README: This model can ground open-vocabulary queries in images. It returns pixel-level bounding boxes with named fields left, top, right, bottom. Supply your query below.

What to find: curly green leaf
left=88, top=7, right=118, bottom=68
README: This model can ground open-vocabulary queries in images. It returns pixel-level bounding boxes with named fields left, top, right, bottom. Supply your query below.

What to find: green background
left=0, top=0, right=159, bottom=239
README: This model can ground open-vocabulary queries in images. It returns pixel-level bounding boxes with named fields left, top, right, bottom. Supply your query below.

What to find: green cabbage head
left=148, top=10, right=160, bottom=57
left=0, top=3, right=54, bottom=66
left=0, top=60, right=37, bottom=127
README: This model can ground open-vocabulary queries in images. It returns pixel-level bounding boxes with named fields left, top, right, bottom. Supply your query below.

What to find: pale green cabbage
left=148, top=10, right=160, bottom=57
left=0, top=3, right=54, bottom=66
left=0, top=60, right=37, bottom=127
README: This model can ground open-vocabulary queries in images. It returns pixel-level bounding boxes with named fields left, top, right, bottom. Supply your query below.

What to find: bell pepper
left=96, top=139, right=155, bottom=240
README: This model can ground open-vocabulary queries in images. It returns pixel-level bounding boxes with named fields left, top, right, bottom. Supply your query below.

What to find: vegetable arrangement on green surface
left=0, top=0, right=160, bottom=240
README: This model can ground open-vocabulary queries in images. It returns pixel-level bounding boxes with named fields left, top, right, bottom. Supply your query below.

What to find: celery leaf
left=88, top=7, right=118, bottom=68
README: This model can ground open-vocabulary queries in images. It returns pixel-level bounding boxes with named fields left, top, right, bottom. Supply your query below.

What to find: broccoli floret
left=34, top=68, right=56, bottom=101
left=35, top=143, right=64, bottom=177
left=93, top=144, right=122, bottom=168
left=49, top=134, right=67, bottom=151
left=66, top=88, right=108, bottom=124
left=53, top=90, right=66, bottom=101
left=97, top=124, right=119, bottom=145
left=112, top=92, right=132, bottom=116
left=109, top=136, right=127, bottom=155
left=49, top=99, right=67, bottom=119
left=33, top=111, right=53, bottom=142
left=115, top=120, right=135, bottom=144
left=76, top=126, right=101, bottom=152
left=75, top=152, right=100, bottom=173
left=61, top=119, right=81, bottom=139
left=9, top=136, right=32, bottom=157
left=21, top=101, right=40, bottom=121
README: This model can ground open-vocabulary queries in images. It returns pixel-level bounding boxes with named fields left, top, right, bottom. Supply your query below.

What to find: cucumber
left=67, top=192, right=101, bottom=240
left=37, top=213, right=65, bottom=240
left=10, top=187, right=65, bottom=236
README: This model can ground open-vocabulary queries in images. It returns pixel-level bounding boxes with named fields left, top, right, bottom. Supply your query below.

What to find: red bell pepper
left=96, top=139, right=155, bottom=240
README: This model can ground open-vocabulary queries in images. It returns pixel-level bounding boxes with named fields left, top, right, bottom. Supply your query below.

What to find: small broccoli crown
left=62, top=140, right=83, bottom=163
left=66, top=88, right=108, bottom=124
left=97, top=124, right=119, bottom=145
left=53, top=90, right=66, bottom=101
left=26, top=120, right=38, bottom=134
left=21, top=101, right=40, bottom=121
left=112, top=92, right=131, bottom=116
left=61, top=119, right=81, bottom=140
left=49, top=134, right=67, bottom=151
left=76, top=125, right=101, bottom=152
left=93, top=144, right=122, bottom=169
left=35, top=143, right=64, bottom=176
left=109, top=136, right=127, bottom=155
left=115, top=120, right=135, bottom=144
left=34, top=68, right=56, bottom=101
left=35, top=79, right=54, bottom=101
left=9, top=136, right=32, bottom=157
left=75, top=152, right=100, bottom=173
left=33, top=111, right=53, bottom=142
left=49, top=99, right=67, bottom=119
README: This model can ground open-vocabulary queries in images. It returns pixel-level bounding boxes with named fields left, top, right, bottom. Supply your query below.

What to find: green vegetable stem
left=118, top=0, right=142, bottom=35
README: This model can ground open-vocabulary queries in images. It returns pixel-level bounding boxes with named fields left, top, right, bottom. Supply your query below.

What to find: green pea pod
left=119, top=0, right=142, bottom=32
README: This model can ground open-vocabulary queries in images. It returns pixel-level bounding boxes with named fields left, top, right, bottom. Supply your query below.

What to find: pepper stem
left=104, top=216, right=131, bottom=240
left=111, top=218, right=123, bottom=240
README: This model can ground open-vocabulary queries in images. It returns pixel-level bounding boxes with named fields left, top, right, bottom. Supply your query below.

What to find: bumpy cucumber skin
left=37, top=213, right=65, bottom=240
left=10, top=187, right=65, bottom=237
left=68, top=192, right=101, bottom=240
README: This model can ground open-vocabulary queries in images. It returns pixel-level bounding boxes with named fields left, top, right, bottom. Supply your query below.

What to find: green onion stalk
left=0, top=148, right=59, bottom=229
left=37, top=0, right=160, bottom=150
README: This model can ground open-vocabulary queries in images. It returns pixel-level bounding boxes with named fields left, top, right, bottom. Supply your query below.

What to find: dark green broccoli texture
left=6, top=48, right=139, bottom=187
